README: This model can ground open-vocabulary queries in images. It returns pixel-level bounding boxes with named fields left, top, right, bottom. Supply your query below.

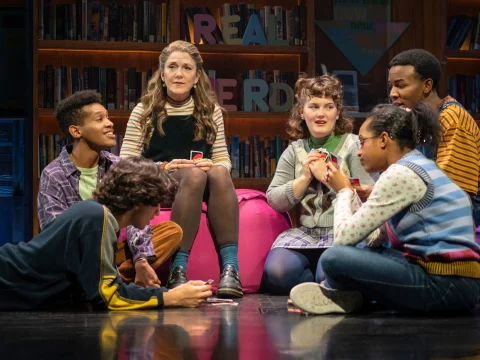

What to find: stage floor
left=1, top=294, right=479, bottom=359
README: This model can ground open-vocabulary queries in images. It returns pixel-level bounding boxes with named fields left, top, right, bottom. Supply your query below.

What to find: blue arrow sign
left=316, top=20, right=409, bottom=75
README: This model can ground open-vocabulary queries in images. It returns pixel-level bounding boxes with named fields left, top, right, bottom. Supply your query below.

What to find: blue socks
left=170, top=245, right=239, bottom=272
left=170, top=249, right=190, bottom=271
left=219, top=244, right=239, bottom=272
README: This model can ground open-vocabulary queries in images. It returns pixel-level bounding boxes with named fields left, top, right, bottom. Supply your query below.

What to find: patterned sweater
left=267, top=134, right=376, bottom=228
left=333, top=150, right=480, bottom=278
left=120, top=97, right=231, bottom=171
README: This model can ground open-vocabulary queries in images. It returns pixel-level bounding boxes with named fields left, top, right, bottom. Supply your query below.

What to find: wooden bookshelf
left=232, top=178, right=273, bottom=188
left=446, top=50, right=480, bottom=59
left=39, top=40, right=169, bottom=52
left=31, top=0, right=316, bottom=234
left=38, top=108, right=292, bottom=119
left=443, top=0, right=479, bottom=116
left=39, top=40, right=310, bottom=55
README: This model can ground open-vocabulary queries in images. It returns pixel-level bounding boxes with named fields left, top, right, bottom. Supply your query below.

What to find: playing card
left=330, top=154, right=338, bottom=165
left=204, top=297, right=238, bottom=306
left=310, top=148, right=331, bottom=162
left=349, top=178, right=360, bottom=186
left=319, top=150, right=330, bottom=162
left=205, top=297, right=234, bottom=303
left=190, top=150, right=203, bottom=161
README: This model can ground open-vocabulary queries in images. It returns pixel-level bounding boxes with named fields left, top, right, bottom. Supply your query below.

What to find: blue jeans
left=321, top=246, right=480, bottom=313
left=262, top=248, right=327, bottom=295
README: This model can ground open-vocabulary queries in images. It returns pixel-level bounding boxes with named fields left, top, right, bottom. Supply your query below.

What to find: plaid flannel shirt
left=37, top=146, right=156, bottom=262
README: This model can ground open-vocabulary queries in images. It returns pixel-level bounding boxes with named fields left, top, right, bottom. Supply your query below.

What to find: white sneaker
left=290, top=282, right=363, bottom=315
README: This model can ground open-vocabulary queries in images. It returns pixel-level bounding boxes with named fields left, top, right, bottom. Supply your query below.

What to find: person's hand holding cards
left=309, top=150, right=339, bottom=184
left=324, top=161, right=352, bottom=192
left=352, top=183, right=374, bottom=202
left=189, top=151, right=213, bottom=172
left=309, top=155, right=329, bottom=182
left=193, top=158, right=213, bottom=172
left=164, top=159, right=195, bottom=172
left=300, top=150, right=324, bottom=181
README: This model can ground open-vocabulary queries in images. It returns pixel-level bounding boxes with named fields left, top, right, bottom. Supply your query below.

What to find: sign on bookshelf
left=185, top=5, right=307, bottom=46
left=316, top=0, right=409, bottom=75
left=332, top=70, right=359, bottom=112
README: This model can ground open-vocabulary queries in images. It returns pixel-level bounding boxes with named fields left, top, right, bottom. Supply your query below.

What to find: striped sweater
left=120, top=97, right=231, bottom=171
left=437, top=96, right=480, bottom=195
left=387, top=151, right=480, bottom=278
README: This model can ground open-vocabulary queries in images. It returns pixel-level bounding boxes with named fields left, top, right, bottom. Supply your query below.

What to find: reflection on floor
left=1, top=294, right=479, bottom=359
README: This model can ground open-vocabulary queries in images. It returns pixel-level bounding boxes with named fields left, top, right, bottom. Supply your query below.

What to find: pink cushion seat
left=151, top=189, right=292, bottom=293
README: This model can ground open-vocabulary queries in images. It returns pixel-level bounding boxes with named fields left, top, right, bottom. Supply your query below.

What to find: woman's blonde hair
left=139, top=40, right=219, bottom=147
left=287, top=74, right=353, bottom=140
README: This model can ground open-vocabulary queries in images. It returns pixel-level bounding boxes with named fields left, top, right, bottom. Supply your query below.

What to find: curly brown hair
left=93, top=157, right=178, bottom=215
left=139, top=40, right=220, bottom=149
left=287, top=75, right=353, bottom=140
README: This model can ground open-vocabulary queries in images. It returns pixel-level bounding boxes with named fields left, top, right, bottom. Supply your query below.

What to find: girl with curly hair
left=120, top=41, right=241, bottom=298
left=262, top=75, right=377, bottom=295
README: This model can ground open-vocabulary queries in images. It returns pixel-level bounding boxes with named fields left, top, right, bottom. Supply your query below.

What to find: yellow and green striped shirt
left=119, top=98, right=231, bottom=171
left=437, top=100, right=480, bottom=195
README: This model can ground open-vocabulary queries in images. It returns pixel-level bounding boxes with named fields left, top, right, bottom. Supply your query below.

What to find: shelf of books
left=33, top=0, right=316, bottom=232
left=39, top=40, right=170, bottom=52
left=445, top=0, right=479, bottom=51
left=39, top=40, right=308, bottom=54
left=445, top=1, right=480, bottom=120
left=446, top=49, right=480, bottom=58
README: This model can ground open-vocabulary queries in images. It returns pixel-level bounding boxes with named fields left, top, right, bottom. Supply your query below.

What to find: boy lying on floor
left=0, top=157, right=212, bottom=310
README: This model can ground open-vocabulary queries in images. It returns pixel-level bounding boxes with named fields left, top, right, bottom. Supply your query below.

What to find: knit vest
left=387, top=150, right=480, bottom=265
left=293, top=133, right=358, bottom=228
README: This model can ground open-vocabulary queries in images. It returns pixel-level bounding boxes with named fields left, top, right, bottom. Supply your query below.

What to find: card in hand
left=330, top=154, right=338, bottom=165
left=190, top=150, right=203, bottom=161
left=349, top=178, right=360, bottom=186
left=319, top=150, right=330, bottom=162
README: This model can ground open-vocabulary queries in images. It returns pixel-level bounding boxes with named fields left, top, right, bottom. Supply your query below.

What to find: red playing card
left=190, top=150, right=203, bottom=160
left=330, top=154, right=338, bottom=165
left=349, top=178, right=360, bottom=186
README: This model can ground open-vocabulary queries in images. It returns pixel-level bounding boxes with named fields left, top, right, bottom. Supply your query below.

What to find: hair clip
left=416, top=130, right=423, bottom=143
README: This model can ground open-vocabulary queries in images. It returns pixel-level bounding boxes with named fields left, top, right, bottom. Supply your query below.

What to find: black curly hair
left=367, top=102, right=442, bottom=150
left=389, top=49, right=441, bottom=92
left=93, top=157, right=178, bottom=216
left=54, top=90, right=103, bottom=141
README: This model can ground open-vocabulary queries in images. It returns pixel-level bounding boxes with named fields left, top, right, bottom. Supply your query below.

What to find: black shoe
left=166, top=266, right=188, bottom=289
left=216, top=265, right=243, bottom=298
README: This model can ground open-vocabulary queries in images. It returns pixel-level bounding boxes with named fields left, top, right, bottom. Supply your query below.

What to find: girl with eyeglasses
left=262, top=75, right=377, bottom=295
left=289, top=102, right=480, bottom=315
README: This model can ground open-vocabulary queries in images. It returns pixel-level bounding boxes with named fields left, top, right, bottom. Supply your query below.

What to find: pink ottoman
left=151, top=189, right=292, bottom=293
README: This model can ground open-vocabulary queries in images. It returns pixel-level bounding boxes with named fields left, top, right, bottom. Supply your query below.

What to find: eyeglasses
left=356, top=136, right=379, bottom=148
